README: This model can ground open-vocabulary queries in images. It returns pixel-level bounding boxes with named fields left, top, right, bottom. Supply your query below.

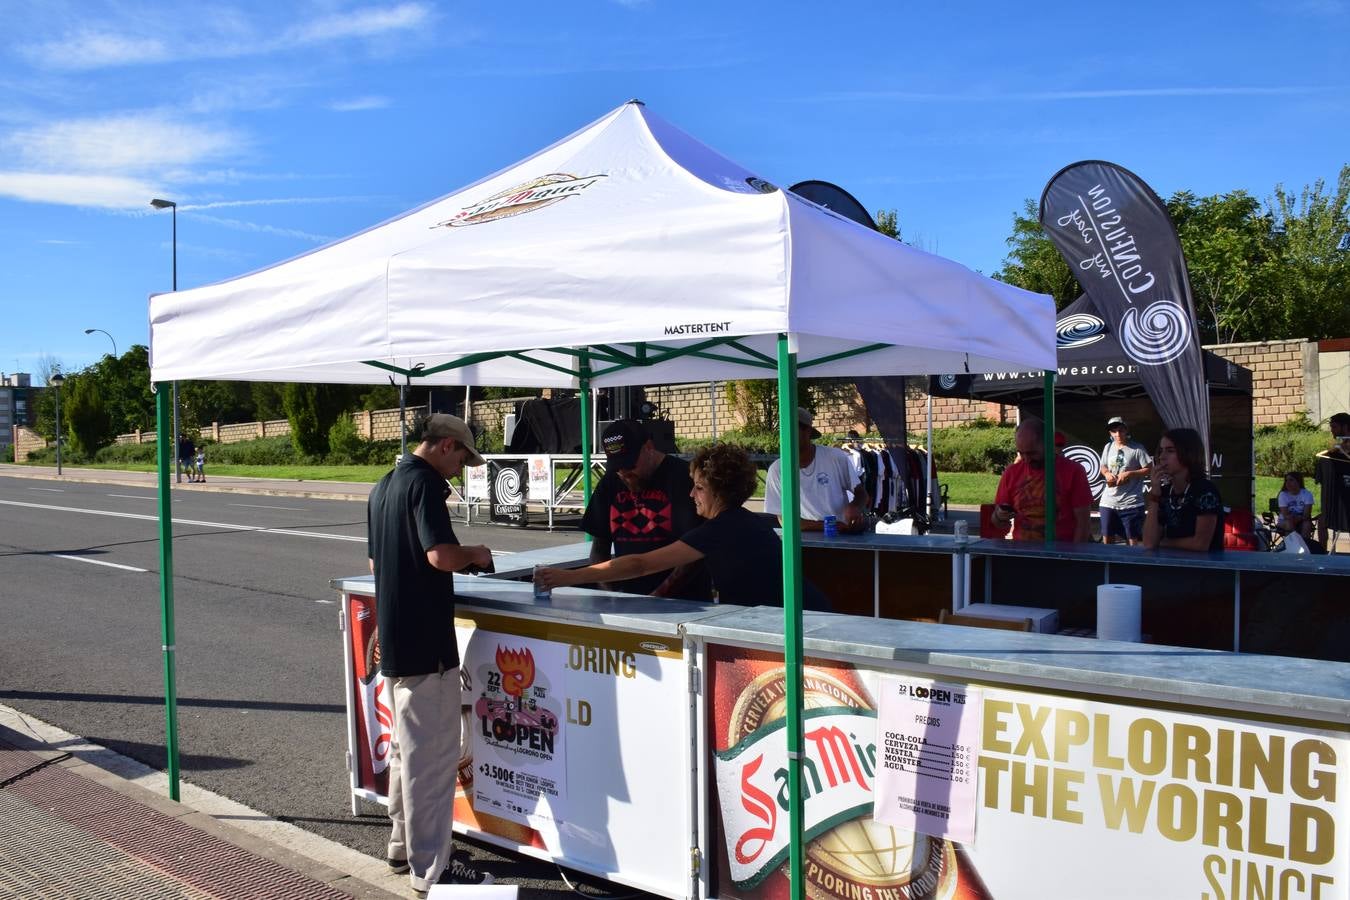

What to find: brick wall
left=94, top=340, right=1324, bottom=457
left=1206, top=339, right=1308, bottom=427
left=13, top=426, right=46, bottom=463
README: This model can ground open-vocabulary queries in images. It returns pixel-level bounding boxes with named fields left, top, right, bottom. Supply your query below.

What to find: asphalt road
left=0, top=474, right=625, bottom=894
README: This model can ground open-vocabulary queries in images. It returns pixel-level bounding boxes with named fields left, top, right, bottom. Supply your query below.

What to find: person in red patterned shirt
left=991, top=416, right=1092, bottom=542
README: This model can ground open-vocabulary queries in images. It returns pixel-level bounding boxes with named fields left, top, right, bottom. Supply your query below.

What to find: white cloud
left=185, top=211, right=333, bottom=244
left=327, top=95, right=390, bottom=112
left=7, top=113, right=246, bottom=175
left=0, top=171, right=158, bottom=208
left=24, top=3, right=434, bottom=71
left=290, top=3, right=430, bottom=44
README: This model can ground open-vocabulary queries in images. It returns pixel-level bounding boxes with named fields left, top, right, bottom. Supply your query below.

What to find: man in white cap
left=367, top=413, right=494, bottom=893
left=1098, top=416, right=1152, bottom=545
left=765, top=408, right=868, bottom=532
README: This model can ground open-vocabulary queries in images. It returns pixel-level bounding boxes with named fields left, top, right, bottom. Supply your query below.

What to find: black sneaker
left=387, top=857, right=409, bottom=875
left=414, top=859, right=494, bottom=896
left=443, top=858, right=494, bottom=885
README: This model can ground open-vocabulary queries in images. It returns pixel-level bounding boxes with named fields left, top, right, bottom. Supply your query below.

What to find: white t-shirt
left=765, top=445, right=861, bottom=521
left=1279, top=488, right=1314, bottom=516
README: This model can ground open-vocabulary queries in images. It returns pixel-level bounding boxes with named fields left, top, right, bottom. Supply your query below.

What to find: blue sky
left=3, top=0, right=1347, bottom=384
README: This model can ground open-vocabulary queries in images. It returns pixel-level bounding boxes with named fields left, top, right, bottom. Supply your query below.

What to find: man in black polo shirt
left=367, top=413, right=493, bottom=893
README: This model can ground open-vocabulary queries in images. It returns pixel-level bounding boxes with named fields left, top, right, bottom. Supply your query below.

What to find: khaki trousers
left=387, top=669, right=461, bottom=892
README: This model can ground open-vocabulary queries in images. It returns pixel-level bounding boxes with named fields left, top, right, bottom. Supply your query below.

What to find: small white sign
left=465, top=464, right=488, bottom=499
left=873, top=676, right=982, bottom=844
left=527, top=455, right=551, bottom=501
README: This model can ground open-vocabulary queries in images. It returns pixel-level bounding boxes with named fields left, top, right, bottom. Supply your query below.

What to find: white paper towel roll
left=1097, top=583, right=1142, bottom=642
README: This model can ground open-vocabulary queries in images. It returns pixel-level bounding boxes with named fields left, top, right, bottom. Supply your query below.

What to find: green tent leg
left=154, top=382, right=181, bottom=800
left=1043, top=371, right=1056, bottom=547
left=776, top=335, right=805, bottom=900
left=579, top=351, right=593, bottom=529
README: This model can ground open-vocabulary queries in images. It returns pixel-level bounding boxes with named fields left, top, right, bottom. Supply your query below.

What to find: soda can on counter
left=823, top=515, right=838, bottom=537
left=532, top=565, right=552, bottom=601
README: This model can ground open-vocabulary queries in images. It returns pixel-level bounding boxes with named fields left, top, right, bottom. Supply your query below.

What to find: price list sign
left=874, top=676, right=983, bottom=844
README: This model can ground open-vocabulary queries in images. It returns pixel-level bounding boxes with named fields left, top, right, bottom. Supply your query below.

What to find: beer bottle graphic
left=1112, top=448, right=1125, bottom=477
left=712, top=653, right=995, bottom=900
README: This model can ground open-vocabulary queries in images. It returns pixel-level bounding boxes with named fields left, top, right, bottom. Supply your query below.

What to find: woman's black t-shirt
left=1159, top=476, right=1225, bottom=552
left=680, top=506, right=830, bottom=611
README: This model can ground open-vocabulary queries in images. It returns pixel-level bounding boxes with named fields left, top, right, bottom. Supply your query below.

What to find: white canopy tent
left=151, top=101, right=1051, bottom=387
left=148, top=100, right=1055, bottom=898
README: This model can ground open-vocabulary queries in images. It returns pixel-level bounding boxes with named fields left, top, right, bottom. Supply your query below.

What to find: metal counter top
left=684, top=610, right=1350, bottom=724
left=332, top=572, right=743, bottom=637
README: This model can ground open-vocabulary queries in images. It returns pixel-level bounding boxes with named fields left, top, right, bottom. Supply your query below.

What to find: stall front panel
left=690, top=614, right=1350, bottom=900
left=337, top=574, right=735, bottom=899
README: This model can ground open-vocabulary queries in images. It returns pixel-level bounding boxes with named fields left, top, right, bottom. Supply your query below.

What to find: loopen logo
left=937, top=374, right=958, bottom=390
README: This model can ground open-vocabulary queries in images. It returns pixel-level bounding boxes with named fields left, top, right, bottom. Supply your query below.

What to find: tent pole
left=1043, top=372, right=1056, bottom=547
left=579, top=350, right=593, bottom=527
left=926, top=390, right=934, bottom=520
left=154, top=382, right=181, bottom=800
left=776, top=334, right=805, bottom=900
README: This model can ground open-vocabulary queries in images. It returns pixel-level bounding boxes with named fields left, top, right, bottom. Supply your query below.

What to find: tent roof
left=929, top=293, right=1251, bottom=402
left=149, top=101, right=1055, bottom=387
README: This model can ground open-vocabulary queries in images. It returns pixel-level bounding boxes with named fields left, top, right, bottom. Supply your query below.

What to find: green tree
left=251, top=383, right=288, bottom=421
left=1166, top=190, right=1280, bottom=344
left=1268, top=165, right=1350, bottom=340
left=875, top=208, right=900, bottom=240
left=283, top=383, right=352, bottom=457
left=994, top=199, right=1079, bottom=308
left=63, top=374, right=114, bottom=457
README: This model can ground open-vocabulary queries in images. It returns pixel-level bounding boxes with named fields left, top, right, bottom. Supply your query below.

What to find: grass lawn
left=939, top=471, right=1285, bottom=510
left=34, top=462, right=1289, bottom=513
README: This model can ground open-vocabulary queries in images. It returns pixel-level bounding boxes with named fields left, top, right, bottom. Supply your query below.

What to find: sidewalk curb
left=0, top=705, right=406, bottom=900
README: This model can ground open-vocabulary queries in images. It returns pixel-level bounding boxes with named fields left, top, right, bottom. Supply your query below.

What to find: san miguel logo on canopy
left=436, top=173, right=606, bottom=228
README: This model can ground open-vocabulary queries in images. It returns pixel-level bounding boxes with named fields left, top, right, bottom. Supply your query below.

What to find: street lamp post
left=83, top=328, right=117, bottom=359
left=150, top=199, right=181, bottom=483
left=50, top=372, right=65, bottom=476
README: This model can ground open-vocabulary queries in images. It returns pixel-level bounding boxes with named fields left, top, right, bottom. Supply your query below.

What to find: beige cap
left=423, top=414, right=485, bottom=466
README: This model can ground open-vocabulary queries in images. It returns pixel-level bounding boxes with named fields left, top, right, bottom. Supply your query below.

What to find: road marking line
left=51, top=553, right=148, bottom=573
left=108, top=493, right=155, bottom=500
left=229, top=503, right=306, bottom=511
left=29, top=487, right=64, bottom=492
left=0, top=500, right=366, bottom=543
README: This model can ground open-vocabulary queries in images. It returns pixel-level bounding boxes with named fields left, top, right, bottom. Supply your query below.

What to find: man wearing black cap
left=367, top=413, right=494, bottom=893
left=581, top=419, right=711, bottom=598
left=1098, top=416, right=1151, bottom=545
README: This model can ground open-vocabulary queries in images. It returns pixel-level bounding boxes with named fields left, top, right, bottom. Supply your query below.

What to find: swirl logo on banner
left=1119, top=300, right=1190, bottom=365
left=1062, top=445, right=1105, bottom=500
left=1055, top=313, right=1107, bottom=350
left=1039, top=160, right=1209, bottom=452
left=937, top=374, right=958, bottom=391
left=494, top=466, right=522, bottom=505
left=489, top=461, right=528, bottom=526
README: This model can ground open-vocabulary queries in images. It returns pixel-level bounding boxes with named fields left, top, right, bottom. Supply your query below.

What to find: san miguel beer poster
left=708, top=645, right=1348, bottom=900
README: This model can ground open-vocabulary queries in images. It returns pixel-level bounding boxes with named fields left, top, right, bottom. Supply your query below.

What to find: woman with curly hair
left=1142, top=427, right=1225, bottom=552
left=537, top=443, right=829, bottom=610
